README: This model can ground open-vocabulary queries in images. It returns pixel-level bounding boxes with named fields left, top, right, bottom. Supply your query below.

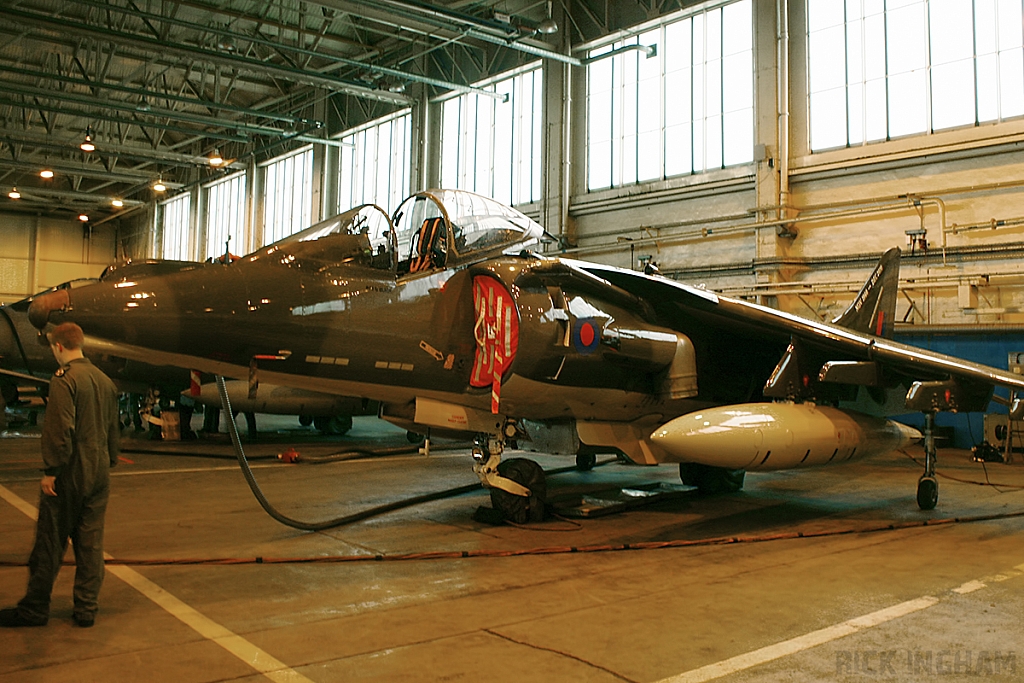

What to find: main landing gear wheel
left=575, top=450, right=597, bottom=471
left=490, top=458, right=547, bottom=524
left=917, top=476, right=938, bottom=510
left=679, top=463, right=746, bottom=494
left=314, top=415, right=353, bottom=435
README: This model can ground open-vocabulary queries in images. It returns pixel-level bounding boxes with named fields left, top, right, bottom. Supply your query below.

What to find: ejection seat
left=405, top=216, right=447, bottom=274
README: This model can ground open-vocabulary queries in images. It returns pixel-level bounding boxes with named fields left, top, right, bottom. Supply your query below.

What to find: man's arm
left=108, top=385, right=121, bottom=468
left=40, top=375, right=75, bottom=475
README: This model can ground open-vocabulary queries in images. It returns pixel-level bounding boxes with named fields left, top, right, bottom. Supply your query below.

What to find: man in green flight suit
left=0, top=322, right=120, bottom=628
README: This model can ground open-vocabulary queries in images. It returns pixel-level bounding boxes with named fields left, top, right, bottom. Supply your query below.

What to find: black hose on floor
left=216, top=375, right=461, bottom=531
left=215, top=375, right=608, bottom=531
left=120, top=447, right=279, bottom=460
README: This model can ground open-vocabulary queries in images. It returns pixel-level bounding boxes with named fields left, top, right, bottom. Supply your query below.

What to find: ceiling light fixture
left=112, top=198, right=124, bottom=208
left=8, top=187, right=20, bottom=199
left=80, top=126, right=96, bottom=153
left=78, top=214, right=89, bottom=222
left=40, top=168, right=54, bottom=179
left=153, top=178, right=166, bottom=193
left=537, top=1, right=558, bottom=34
left=208, top=149, right=224, bottom=166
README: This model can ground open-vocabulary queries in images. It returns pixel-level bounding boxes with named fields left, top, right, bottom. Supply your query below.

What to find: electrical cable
left=4, top=505, right=1023, bottom=569
left=295, top=442, right=468, bottom=464
left=120, top=446, right=278, bottom=460
left=897, top=450, right=1024, bottom=489
left=216, top=375, right=467, bottom=531
left=212, top=375, right=610, bottom=532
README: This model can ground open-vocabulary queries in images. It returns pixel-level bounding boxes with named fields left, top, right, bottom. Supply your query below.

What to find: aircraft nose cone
left=27, top=289, right=70, bottom=330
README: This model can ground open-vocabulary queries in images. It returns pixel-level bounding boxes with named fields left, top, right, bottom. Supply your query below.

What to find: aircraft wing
left=0, top=366, right=50, bottom=385
left=564, top=258, right=1024, bottom=412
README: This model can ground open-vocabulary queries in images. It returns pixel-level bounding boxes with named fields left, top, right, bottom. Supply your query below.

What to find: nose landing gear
left=917, top=412, right=938, bottom=510
left=472, top=423, right=546, bottom=523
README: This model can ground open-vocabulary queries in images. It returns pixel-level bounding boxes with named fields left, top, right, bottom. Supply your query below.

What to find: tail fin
left=832, top=247, right=900, bottom=338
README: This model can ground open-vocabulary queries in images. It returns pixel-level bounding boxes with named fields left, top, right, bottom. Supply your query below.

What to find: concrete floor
left=2, top=412, right=1023, bottom=682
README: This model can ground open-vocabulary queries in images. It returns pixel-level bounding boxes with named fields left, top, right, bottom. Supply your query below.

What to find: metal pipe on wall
left=777, top=0, right=791, bottom=222
left=557, top=196, right=948, bottom=257
left=28, top=216, right=40, bottom=297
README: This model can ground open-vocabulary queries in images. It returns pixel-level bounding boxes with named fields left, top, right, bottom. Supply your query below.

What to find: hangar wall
left=0, top=214, right=116, bottom=305
left=3, top=0, right=1024, bottom=339
left=562, top=0, right=1024, bottom=334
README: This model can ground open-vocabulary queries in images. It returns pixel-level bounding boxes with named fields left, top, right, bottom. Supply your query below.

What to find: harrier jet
left=4, top=271, right=361, bottom=436
left=27, top=189, right=1024, bottom=512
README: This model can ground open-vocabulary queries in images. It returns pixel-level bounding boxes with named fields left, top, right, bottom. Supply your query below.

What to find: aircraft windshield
left=439, top=190, right=542, bottom=245
left=391, top=190, right=543, bottom=273
left=274, top=204, right=393, bottom=270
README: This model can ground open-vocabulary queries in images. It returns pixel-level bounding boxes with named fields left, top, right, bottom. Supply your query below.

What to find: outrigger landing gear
left=472, top=423, right=547, bottom=524
left=917, top=412, right=939, bottom=510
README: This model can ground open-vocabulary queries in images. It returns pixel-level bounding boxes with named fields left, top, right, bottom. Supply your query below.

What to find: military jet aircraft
left=26, top=189, right=1024, bottom=515
left=4, top=270, right=364, bottom=436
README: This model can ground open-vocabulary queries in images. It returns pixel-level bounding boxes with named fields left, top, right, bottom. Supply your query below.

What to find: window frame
left=158, top=192, right=192, bottom=261
left=806, top=0, right=1024, bottom=153
left=336, top=109, right=412, bottom=216
left=202, top=171, right=247, bottom=260
left=437, top=63, right=544, bottom=207
left=260, top=145, right=314, bottom=246
left=583, top=0, right=754, bottom=192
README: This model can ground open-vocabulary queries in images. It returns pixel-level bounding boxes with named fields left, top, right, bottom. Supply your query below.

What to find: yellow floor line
left=0, top=483, right=314, bottom=683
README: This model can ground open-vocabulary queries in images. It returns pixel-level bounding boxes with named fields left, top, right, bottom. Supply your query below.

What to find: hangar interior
left=3, top=1, right=1024, bottom=681
left=3, top=1, right=1024, bottom=437
left=3, top=0, right=1024, bottom=328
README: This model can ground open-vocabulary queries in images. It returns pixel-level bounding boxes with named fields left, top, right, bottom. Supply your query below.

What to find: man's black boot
left=0, top=607, right=47, bottom=627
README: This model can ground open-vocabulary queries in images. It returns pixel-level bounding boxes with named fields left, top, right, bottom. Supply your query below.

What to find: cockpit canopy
left=392, top=189, right=545, bottom=274
left=262, top=204, right=394, bottom=270
left=253, top=189, right=544, bottom=275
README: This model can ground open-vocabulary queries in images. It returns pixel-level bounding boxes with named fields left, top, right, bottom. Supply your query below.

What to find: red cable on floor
left=3, top=507, right=1022, bottom=568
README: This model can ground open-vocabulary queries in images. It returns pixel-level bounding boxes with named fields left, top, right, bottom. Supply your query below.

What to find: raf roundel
left=572, top=317, right=601, bottom=355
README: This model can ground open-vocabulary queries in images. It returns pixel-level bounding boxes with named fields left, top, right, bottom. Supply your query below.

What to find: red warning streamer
left=470, top=276, right=519, bottom=413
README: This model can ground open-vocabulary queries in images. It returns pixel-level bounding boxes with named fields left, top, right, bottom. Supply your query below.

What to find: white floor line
left=657, top=561, right=1024, bottom=683
left=0, top=483, right=314, bottom=683
left=952, top=579, right=986, bottom=594
left=110, top=463, right=280, bottom=476
left=0, top=483, right=39, bottom=520
left=656, top=597, right=940, bottom=683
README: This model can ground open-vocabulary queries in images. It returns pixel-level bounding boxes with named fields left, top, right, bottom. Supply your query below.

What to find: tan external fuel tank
left=650, top=402, right=921, bottom=471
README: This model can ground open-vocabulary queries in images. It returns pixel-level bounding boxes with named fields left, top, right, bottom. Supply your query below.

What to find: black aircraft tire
left=490, top=458, right=547, bottom=524
left=679, top=463, right=746, bottom=495
left=576, top=451, right=597, bottom=471
left=314, top=415, right=353, bottom=435
left=299, top=414, right=313, bottom=427
left=917, top=476, right=938, bottom=510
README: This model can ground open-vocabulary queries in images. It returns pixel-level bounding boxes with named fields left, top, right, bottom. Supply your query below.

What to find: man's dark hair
left=47, top=322, right=85, bottom=350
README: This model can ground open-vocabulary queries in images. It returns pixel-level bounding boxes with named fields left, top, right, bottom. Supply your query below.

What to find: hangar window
left=159, top=192, right=192, bottom=261
left=261, top=146, right=314, bottom=245
left=438, top=65, right=543, bottom=207
left=204, top=172, right=247, bottom=260
left=808, top=0, right=1024, bottom=151
left=586, top=0, right=753, bottom=190
left=337, top=110, right=411, bottom=215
